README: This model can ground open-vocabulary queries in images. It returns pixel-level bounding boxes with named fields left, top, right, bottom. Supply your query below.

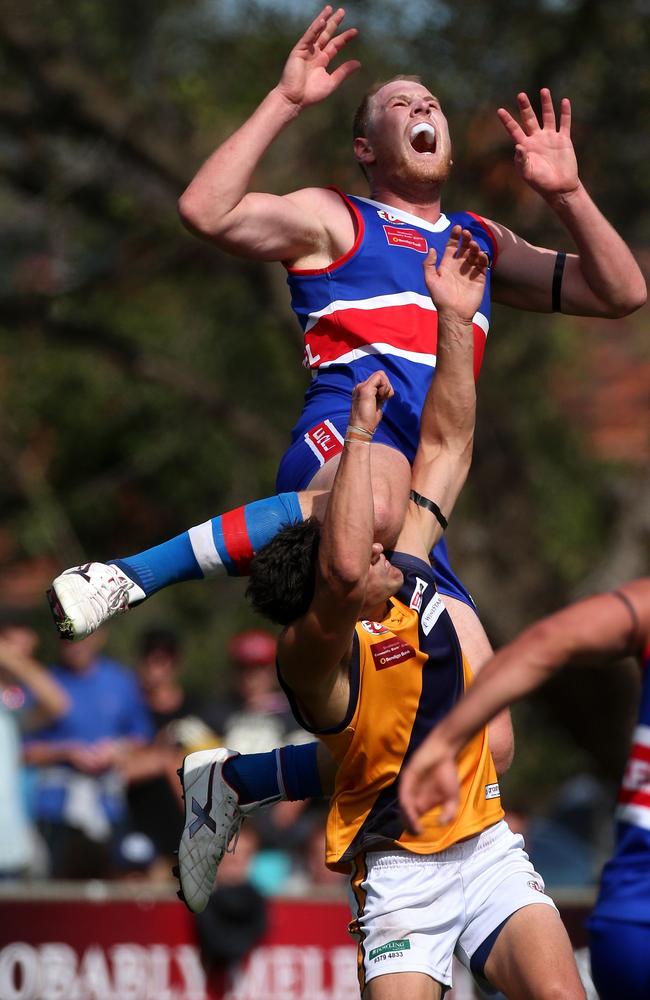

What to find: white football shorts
left=347, top=819, right=557, bottom=993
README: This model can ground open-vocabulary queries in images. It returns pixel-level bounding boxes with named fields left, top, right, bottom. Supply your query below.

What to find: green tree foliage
left=0, top=0, right=648, bottom=780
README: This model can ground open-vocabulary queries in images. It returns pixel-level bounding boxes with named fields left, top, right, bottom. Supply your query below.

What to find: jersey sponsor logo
left=409, top=576, right=428, bottom=611
left=369, top=939, right=411, bottom=962
left=620, top=751, right=650, bottom=798
left=370, top=636, right=416, bottom=670
left=485, top=782, right=500, bottom=800
left=361, top=620, right=389, bottom=635
left=383, top=225, right=428, bottom=253
left=303, top=419, right=344, bottom=466
left=421, top=593, right=445, bottom=635
left=377, top=209, right=408, bottom=225
left=527, top=880, right=545, bottom=894
left=303, top=341, right=321, bottom=368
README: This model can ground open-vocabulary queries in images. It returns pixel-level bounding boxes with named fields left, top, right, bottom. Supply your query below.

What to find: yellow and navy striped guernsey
left=282, top=552, right=504, bottom=871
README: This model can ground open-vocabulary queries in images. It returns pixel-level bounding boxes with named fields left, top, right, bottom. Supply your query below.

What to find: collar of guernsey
left=285, top=189, right=496, bottom=381
left=315, top=552, right=503, bottom=870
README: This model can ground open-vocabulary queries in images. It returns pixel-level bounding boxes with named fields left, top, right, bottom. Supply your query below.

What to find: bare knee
left=372, top=492, right=405, bottom=548
left=487, top=967, right=585, bottom=1000
left=533, top=981, right=586, bottom=1000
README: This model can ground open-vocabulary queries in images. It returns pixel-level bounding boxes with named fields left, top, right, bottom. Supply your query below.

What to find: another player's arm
left=395, top=227, right=486, bottom=563
left=400, top=578, right=650, bottom=831
left=278, top=371, right=394, bottom=730
left=394, top=231, right=514, bottom=773
left=489, top=89, right=646, bottom=317
left=178, top=5, right=360, bottom=263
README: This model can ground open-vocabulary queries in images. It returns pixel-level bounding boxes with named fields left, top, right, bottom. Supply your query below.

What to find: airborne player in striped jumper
left=49, top=7, right=644, bottom=703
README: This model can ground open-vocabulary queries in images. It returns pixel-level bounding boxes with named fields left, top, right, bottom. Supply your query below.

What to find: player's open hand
left=349, top=370, right=394, bottom=437
left=276, top=6, right=360, bottom=110
left=498, top=89, right=580, bottom=200
left=423, top=226, right=488, bottom=322
left=399, top=737, right=461, bottom=834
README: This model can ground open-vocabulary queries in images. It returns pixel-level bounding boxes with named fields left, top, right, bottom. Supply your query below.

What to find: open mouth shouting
left=410, top=122, right=437, bottom=154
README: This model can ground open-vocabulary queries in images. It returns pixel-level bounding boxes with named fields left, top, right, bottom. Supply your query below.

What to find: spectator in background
left=202, top=629, right=315, bottom=894
left=22, top=632, right=152, bottom=879
left=123, top=628, right=217, bottom=879
left=195, top=823, right=268, bottom=974
left=205, top=629, right=308, bottom=754
left=283, top=804, right=346, bottom=896
left=0, top=614, right=69, bottom=877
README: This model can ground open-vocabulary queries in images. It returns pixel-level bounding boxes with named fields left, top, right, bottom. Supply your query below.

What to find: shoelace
left=86, top=574, right=133, bottom=629
left=106, top=577, right=133, bottom=612
left=224, top=813, right=243, bottom=856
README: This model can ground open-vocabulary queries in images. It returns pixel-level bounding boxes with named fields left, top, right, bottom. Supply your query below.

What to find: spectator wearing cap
left=202, top=629, right=314, bottom=891
left=204, top=629, right=309, bottom=755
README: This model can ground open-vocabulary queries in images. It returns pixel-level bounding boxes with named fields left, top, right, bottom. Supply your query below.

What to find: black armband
left=409, top=490, right=448, bottom=531
left=552, top=251, right=566, bottom=312
left=611, top=589, right=643, bottom=656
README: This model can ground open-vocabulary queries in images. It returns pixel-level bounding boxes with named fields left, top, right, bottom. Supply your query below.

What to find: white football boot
left=47, top=562, right=146, bottom=640
left=175, top=748, right=264, bottom=914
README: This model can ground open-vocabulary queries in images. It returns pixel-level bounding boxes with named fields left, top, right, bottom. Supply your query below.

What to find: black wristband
left=611, top=589, right=642, bottom=656
left=409, top=489, right=448, bottom=531
left=552, top=251, right=566, bottom=312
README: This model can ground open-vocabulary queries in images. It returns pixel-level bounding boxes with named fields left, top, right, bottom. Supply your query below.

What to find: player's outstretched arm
left=400, top=578, right=650, bottom=833
left=278, top=372, right=393, bottom=724
left=489, top=88, right=646, bottom=317
left=178, top=5, right=360, bottom=263
left=396, top=226, right=488, bottom=561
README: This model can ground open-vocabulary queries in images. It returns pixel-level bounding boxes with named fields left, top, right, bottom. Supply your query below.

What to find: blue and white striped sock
left=112, top=491, right=303, bottom=597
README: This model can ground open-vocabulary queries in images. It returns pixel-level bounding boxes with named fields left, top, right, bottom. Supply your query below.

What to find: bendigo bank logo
left=383, top=226, right=428, bottom=253
left=370, top=636, right=416, bottom=670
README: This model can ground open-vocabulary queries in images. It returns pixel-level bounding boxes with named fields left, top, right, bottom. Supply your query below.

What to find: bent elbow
left=607, top=276, right=647, bottom=318
left=177, top=188, right=221, bottom=239
left=622, top=277, right=648, bottom=315
left=177, top=189, right=202, bottom=234
left=327, top=559, right=366, bottom=593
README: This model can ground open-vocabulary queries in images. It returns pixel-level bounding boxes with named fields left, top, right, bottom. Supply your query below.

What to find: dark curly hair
left=246, top=517, right=321, bottom=627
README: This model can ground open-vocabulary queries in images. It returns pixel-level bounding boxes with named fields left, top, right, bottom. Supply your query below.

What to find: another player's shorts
left=276, top=410, right=476, bottom=611
left=589, top=916, right=650, bottom=1000
left=348, top=819, right=556, bottom=994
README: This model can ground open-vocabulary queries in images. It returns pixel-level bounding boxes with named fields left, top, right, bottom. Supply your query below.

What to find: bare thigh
left=363, top=971, right=442, bottom=1000
left=484, top=903, right=586, bottom=1000
left=308, top=443, right=411, bottom=549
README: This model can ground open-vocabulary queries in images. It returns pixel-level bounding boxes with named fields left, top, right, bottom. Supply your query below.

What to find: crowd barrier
left=0, top=884, right=598, bottom=1000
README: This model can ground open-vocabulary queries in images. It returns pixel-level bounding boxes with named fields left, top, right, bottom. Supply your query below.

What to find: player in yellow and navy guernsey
left=400, top=578, right=650, bottom=1000
left=244, top=229, right=585, bottom=1000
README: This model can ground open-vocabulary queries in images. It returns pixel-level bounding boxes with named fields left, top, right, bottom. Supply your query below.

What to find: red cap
left=227, top=629, right=277, bottom=667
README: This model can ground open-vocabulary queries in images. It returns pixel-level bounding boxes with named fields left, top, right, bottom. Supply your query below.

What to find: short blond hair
left=352, top=75, right=424, bottom=140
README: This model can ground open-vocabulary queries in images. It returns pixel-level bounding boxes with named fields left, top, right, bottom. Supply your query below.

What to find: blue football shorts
left=276, top=408, right=476, bottom=611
